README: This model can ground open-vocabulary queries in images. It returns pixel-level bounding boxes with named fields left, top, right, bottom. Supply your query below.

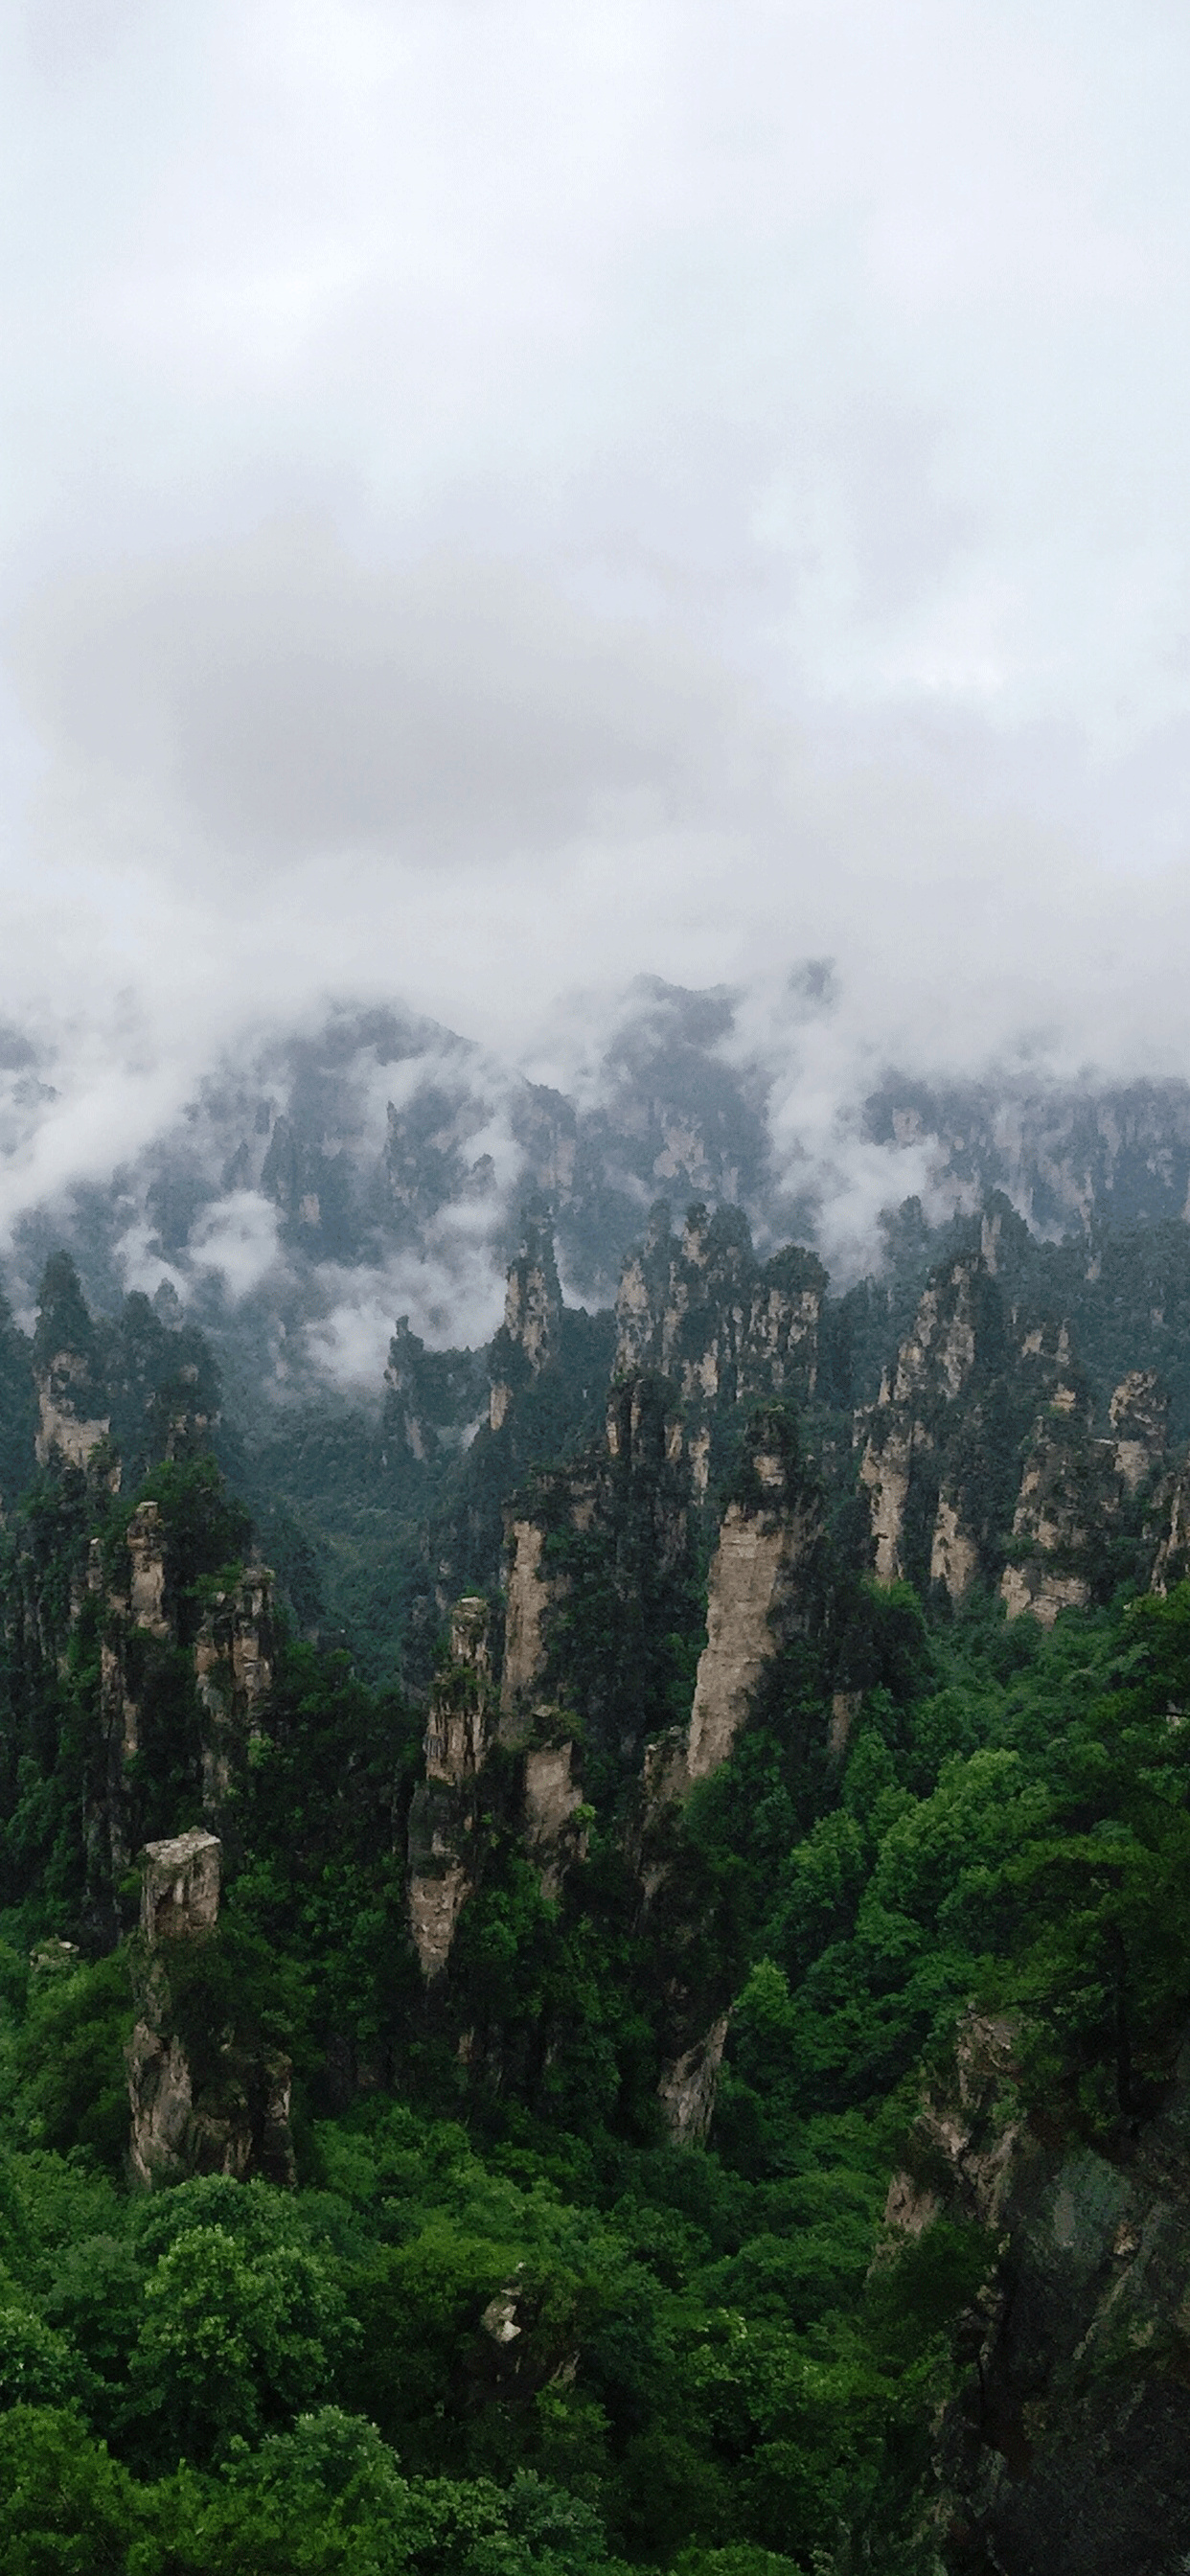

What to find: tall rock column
left=32, top=1252, right=111, bottom=1472
left=126, top=1827, right=294, bottom=2187
left=1003, top=1370, right=1169, bottom=1624
left=685, top=1412, right=823, bottom=1785
left=407, top=1598, right=496, bottom=1978
left=194, top=1560, right=275, bottom=1811
left=858, top=1256, right=987, bottom=1589
left=488, top=1213, right=562, bottom=1432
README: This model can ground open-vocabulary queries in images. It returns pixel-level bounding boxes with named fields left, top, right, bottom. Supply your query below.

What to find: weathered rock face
left=127, top=1826, right=294, bottom=2188
left=126, top=2023, right=196, bottom=2190
left=1001, top=1370, right=1166, bottom=1626
left=425, top=1597, right=494, bottom=1782
left=488, top=1214, right=563, bottom=1433
left=408, top=1597, right=497, bottom=1978
left=612, top=1203, right=824, bottom=1503
left=500, top=1373, right=689, bottom=1758
left=408, top=1592, right=587, bottom=1976
left=859, top=1256, right=998, bottom=1594
left=856, top=1255, right=1165, bottom=1614
left=500, top=1519, right=558, bottom=1725
left=1109, top=1368, right=1168, bottom=1493
left=382, top=1318, right=433, bottom=1461
left=685, top=1425, right=824, bottom=1786
left=82, top=1511, right=275, bottom=1921
left=1151, top=1456, right=1190, bottom=1596
left=126, top=1500, right=169, bottom=1636
left=194, top=1561, right=275, bottom=1811
left=127, top=2016, right=294, bottom=2192
left=34, top=1350, right=110, bottom=1471
left=999, top=1381, right=1099, bottom=1625
left=891, top=2015, right=1190, bottom=2576
left=140, top=1827, right=222, bottom=1944
left=928, top=1493, right=980, bottom=1600
left=521, top=1740, right=585, bottom=1899
left=657, top=2012, right=731, bottom=2147
left=407, top=1860, right=471, bottom=1985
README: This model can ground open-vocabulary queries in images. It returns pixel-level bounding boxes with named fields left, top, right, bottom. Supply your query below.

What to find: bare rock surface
left=140, top=1827, right=221, bottom=1944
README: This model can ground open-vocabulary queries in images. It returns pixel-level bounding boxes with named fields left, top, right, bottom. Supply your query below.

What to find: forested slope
left=2, top=1206, right=1190, bottom=2571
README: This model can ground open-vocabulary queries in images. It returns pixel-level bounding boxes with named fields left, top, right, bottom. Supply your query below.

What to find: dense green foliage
left=8, top=1523, right=1190, bottom=2564
left=7, top=1224, right=1190, bottom=2566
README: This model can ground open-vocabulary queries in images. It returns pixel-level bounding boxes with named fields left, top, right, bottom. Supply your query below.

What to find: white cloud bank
left=0, top=0, right=1189, bottom=1292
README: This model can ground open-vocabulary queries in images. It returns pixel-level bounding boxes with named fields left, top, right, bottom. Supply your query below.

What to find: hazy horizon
left=3, top=1, right=1190, bottom=1299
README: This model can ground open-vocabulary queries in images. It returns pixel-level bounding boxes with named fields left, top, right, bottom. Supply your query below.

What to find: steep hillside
left=4, top=1199, right=1190, bottom=2567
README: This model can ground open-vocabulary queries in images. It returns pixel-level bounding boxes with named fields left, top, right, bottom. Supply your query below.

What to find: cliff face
left=407, top=1597, right=496, bottom=1979
left=888, top=2014, right=1190, bottom=2576
left=126, top=1828, right=294, bottom=2190
left=193, top=1560, right=276, bottom=1807
left=498, top=1371, right=694, bottom=1770
left=858, top=1254, right=1013, bottom=1598
left=488, top=1214, right=562, bottom=1432
left=865, top=1070, right=1190, bottom=1242
left=685, top=1415, right=824, bottom=1786
left=1001, top=1369, right=1167, bottom=1625
left=407, top=1589, right=586, bottom=1979
left=34, top=1349, right=111, bottom=1472
left=613, top=1203, right=824, bottom=1505
left=858, top=1252, right=1170, bottom=1613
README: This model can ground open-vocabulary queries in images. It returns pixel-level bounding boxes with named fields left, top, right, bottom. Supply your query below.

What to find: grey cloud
left=12, top=522, right=765, bottom=865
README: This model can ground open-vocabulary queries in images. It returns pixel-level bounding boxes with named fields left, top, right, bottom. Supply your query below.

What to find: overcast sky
left=3, top=0, right=1190, bottom=1210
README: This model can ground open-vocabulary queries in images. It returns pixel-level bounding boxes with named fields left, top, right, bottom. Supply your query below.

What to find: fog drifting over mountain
left=2, top=0, right=1190, bottom=1338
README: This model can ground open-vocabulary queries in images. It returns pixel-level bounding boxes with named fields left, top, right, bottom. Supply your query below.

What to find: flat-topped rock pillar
left=140, top=1828, right=221, bottom=1944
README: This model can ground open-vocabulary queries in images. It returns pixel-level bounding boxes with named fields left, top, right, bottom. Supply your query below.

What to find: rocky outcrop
left=127, top=1828, right=294, bottom=2189
left=612, top=1204, right=823, bottom=1504
left=408, top=1598, right=497, bottom=1978
left=1109, top=1368, right=1168, bottom=1493
left=34, top=1351, right=110, bottom=1471
left=889, top=2012, right=1190, bottom=2576
left=139, top=1826, right=222, bottom=1943
left=499, top=1372, right=688, bottom=1752
left=999, top=1380, right=1099, bottom=1625
left=408, top=1592, right=587, bottom=1976
left=928, top=1492, right=979, bottom=1600
left=1001, top=1370, right=1166, bottom=1626
left=194, top=1561, right=275, bottom=1809
left=857, top=1254, right=1165, bottom=1613
left=657, top=2012, right=731, bottom=2147
left=1151, top=1455, right=1190, bottom=1596
left=488, top=1214, right=563, bottom=1433
left=381, top=1320, right=488, bottom=1471
left=500, top=1519, right=559, bottom=1724
left=126, top=1500, right=169, bottom=1636
left=883, top=2009, right=1022, bottom=2242
left=685, top=1421, right=823, bottom=1785
left=859, top=1256, right=995, bottom=1593
left=382, top=1319, right=433, bottom=1461
left=521, top=1740, right=585, bottom=1899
